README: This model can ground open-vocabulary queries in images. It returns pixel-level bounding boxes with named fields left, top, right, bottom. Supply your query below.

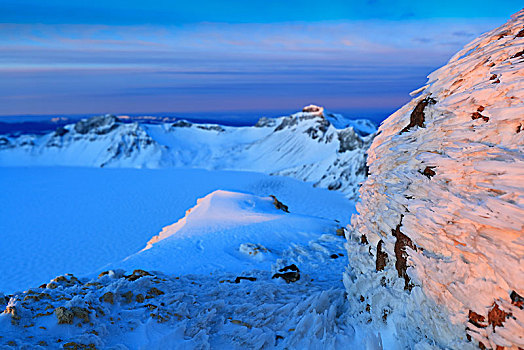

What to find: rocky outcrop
left=345, top=10, right=524, bottom=349
left=73, top=115, right=120, bottom=135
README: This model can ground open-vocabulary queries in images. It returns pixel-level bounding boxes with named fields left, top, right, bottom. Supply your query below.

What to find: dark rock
left=4, top=306, right=21, bottom=324
left=122, top=291, right=133, bottom=303
left=54, top=306, right=74, bottom=324
left=272, top=265, right=301, bottom=283
left=421, top=166, right=436, bottom=179
left=337, top=128, right=362, bottom=152
left=147, top=287, right=165, bottom=298
left=270, top=195, right=289, bottom=213
left=274, top=117, right=298, bottom=132
left=489, top=74, right=501, bottom=84
left=401, top=97, right=436, bottom=133
left=468, top=310, right=487, bottom=328
left=272, top=271, right=300, bottom=283
left=356, top=162, right=369, bottom=176
left=171, top=120, right=192, bottom=128
left=304, top=118, right=330, bottom=140
left=516, top=28, right=524, bottom=38
left=511, top=50, right=524, bottom=59
left=392, top=221, right=417, bottom=290
left=74, top=115, right=120, bottom=135
left=54, top=127, right=69, bottom=137
left=20, top=140, right=35, bottom=147
left=100, top=292, right=114, bottom=304
left=196, top=125, right=225, bottom=132
left=254, top=117, right=276, bottom=128
left=70, top=307, right=90, bottom=323
left=234, top=276, right=257, bottom=283
left=471, top=112, right=489, bottom=122
left=125, top=269, right=153, bottom=281
left=488, top=303, right=509, bottom=330
left=375, top=240, right=388, bottom=271
left=279, top=264, right=299, bottom=272
left=330, top=254, right=339, bottom=259
left=327, top=181, right=342, bottom=191
left=63, top=341, right=96, bottom=350
left=510, top=290, right=523, bottom=309
left=361, top=235, right=369, bottom=245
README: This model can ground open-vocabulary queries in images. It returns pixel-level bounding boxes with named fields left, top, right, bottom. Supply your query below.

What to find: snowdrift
left=345, top=10, right=524, bottom=349
left=116, top=190, right=340, bottom=276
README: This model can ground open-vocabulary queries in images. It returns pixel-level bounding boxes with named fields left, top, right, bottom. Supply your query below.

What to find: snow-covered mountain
left=0, top=106, right=375, bottom=199
left=344, top=10, right=524, bottom=349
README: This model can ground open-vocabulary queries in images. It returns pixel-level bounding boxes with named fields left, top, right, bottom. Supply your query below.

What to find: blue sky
left=0, top=1, right=521, bottom=121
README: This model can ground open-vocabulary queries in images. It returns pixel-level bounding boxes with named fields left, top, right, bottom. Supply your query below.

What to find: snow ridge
left=345, top=10, right=524, bottom=349
left=0, top=107, right=375, bottom=199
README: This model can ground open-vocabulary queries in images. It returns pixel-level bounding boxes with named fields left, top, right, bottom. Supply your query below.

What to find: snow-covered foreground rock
left=0, top=106, right=375, bottom=199
left=345, top=10, right=524, bottom=349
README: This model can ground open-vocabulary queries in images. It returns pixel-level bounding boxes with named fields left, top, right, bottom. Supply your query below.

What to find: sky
left=0, top=1, right=521, bottom=122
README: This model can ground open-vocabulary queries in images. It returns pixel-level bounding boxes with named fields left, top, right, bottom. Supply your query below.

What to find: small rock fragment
left=234, top=276, right=257, bottom=283
left=270, top=195, right=289, bottom=213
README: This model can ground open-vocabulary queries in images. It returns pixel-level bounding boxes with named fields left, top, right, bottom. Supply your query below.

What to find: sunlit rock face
left=345, top=10, right=523, bottom=349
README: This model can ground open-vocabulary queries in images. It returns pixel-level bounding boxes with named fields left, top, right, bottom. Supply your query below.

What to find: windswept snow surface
left=116, top=190, right=340, bottom=276
left=0, top=168, right=402, bottom=349
left=0, top=107, right=375, bottom=199
left=0, top=167, right=352, bottom=294
left=345, top=10, right=524, bottom=350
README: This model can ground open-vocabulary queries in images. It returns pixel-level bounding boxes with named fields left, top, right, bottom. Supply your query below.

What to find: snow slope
left=345, top=10, right=524, bottom=349
left=0, top=106, right=375, bottom=199
left=0, top=167, right=353, bottom=294
left=116, top=190, right=340, bottom=276
left=0, top=170, right=400, bottom=349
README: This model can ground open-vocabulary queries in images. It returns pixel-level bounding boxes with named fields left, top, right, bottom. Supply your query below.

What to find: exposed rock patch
left=54, top=307, right=74, bottom=324
left=74, top=115, right=120, bottom=135
left=272, top=264, right=300, bottom=283
left=375, top=240, right=387, bottom=272
left=400, top=97, right=436, bottom=133
left=172, top=120, right=192, bottom=128
left=270, top=195, right=289, bottom=213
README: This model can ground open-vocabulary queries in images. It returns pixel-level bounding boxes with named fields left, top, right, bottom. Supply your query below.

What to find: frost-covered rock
left=0, top=106, right=376, bottom=199
left=345, top=10, right=524, bottom=349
